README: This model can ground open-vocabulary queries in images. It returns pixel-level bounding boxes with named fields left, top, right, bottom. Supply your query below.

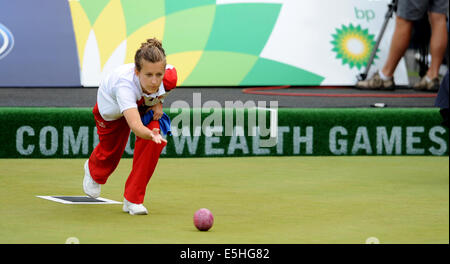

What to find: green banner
left=0, top=107, right=447, bottom=158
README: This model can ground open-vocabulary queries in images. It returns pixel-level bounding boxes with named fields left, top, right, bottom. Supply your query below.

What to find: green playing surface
left=0, top=157, right=448, bottom=244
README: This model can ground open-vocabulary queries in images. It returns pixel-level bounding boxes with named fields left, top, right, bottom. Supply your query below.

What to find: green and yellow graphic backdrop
left=69, top=0, right=324, bottom=86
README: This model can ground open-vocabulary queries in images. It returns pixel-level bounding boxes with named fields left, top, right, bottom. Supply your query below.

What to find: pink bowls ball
left=193, top=208, right=214, bottom=231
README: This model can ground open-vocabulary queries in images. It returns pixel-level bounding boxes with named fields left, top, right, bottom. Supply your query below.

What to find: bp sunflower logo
left=331, top=24, right=377, bottom=69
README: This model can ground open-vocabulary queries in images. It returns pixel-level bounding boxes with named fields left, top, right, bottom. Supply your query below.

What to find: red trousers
left=88, top=103, right=166, bottom=204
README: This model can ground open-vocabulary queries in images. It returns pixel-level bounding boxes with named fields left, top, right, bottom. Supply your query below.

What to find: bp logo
left=0, top=23, right=14, bottom=60
left=331, top=24, right=377, bottom=70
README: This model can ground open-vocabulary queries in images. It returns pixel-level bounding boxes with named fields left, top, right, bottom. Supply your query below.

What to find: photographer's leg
left=426, top=12, right=447, bottom=79
left=381, top=16, right=413, bottom=78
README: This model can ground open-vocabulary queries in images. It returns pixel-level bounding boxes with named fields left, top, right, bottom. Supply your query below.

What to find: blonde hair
left=134, top=38, right=166, bottom=71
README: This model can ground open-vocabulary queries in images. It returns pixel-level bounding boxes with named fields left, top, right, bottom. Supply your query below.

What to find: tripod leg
left=358, top=0, right=397, bottom=81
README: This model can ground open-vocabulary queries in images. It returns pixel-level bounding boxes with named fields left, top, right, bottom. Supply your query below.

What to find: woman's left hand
left=151, top=102, right=163, bottom=120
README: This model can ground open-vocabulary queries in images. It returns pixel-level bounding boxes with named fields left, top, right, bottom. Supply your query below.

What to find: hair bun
left=134, top=37, right=166, bottom=70
left=144, top=38, right=163, bottom=49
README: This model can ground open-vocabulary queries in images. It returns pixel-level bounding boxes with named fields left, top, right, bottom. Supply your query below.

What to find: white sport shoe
left=123, top=198, right=148, bottom=215
left=83, top=160, right=101, bottom=198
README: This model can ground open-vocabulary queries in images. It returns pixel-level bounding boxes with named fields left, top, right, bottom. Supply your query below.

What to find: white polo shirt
left=97, top=63, right=171, bottom=121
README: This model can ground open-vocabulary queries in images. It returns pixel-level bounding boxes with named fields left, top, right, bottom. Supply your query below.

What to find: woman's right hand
left=124, top=108, right=166, bottom=144
left=148, top=128, right=167, bottom=144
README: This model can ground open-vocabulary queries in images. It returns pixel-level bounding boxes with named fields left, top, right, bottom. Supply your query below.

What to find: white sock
left=425, top=76, right=432, bottom=82
left=379, top=71, right=391, bottom=81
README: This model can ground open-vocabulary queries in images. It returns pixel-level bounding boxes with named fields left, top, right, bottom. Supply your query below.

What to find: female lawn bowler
left=83, top=38, right=177, bottom=215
